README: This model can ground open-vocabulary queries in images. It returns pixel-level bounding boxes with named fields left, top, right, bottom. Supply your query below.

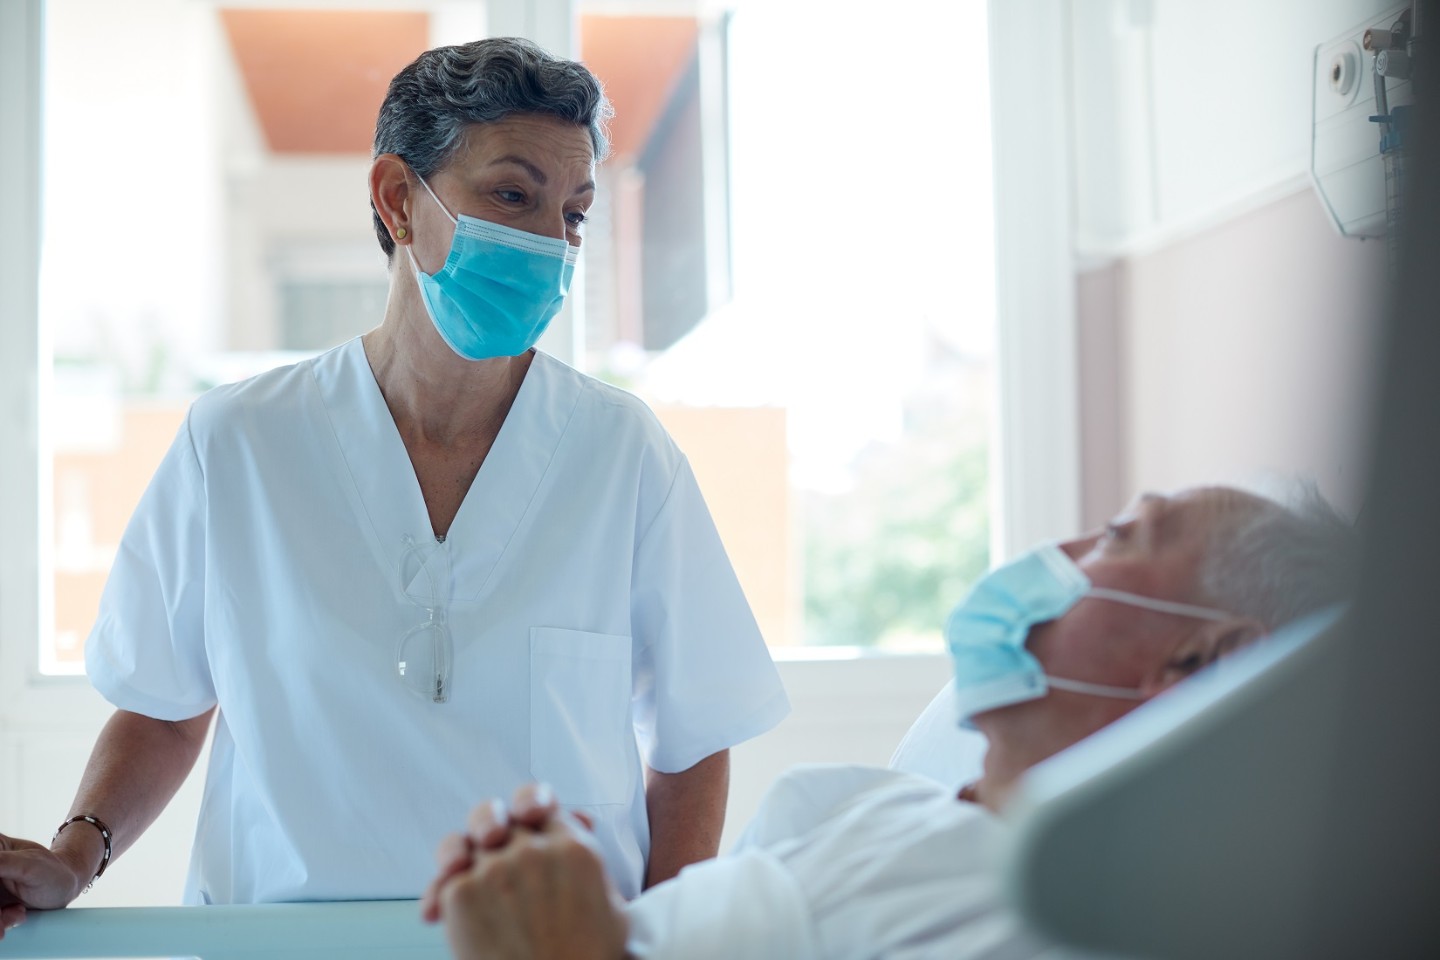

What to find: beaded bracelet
left=53, top=814, right=113, bottom=892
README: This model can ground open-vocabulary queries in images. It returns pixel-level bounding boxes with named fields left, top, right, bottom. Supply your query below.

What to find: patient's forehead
left=1173, top=485, right=1268, bottom=521
left=1163, top=486, right=1272, bottom=553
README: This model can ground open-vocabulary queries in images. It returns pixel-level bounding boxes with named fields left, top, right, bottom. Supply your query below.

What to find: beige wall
left=1078, top=187, right=1387, bottom=524
left=1076, top=263, right=1129, bottom=530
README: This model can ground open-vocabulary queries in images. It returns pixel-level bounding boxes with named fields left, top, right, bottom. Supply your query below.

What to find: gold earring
left=395, top=227, right=408, bottom=240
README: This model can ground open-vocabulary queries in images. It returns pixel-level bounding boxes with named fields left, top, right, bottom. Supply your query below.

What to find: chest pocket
left=529, top=627, right=638, bottom=806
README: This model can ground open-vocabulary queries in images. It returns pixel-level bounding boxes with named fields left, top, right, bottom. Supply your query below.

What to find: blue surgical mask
left=945, top=543, right=1235, bottom=726
left=406, top=173, right=579, bottom=361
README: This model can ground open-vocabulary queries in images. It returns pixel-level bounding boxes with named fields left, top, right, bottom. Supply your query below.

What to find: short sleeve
left=630, top=457, right=790, bottom=773
left=85, top=410, right=216, bottom=721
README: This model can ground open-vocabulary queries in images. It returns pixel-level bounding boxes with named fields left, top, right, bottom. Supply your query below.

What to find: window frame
left=987, top=0, right=1083, bottom=559
left=0, top=0, right=106, bottom=721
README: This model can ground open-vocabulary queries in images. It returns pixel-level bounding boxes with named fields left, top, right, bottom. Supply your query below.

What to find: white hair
left=1199, top=483, right=1359, bottom=628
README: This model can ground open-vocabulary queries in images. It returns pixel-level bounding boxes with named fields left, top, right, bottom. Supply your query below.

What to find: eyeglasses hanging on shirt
left=397, top=535, right=454, bottom=703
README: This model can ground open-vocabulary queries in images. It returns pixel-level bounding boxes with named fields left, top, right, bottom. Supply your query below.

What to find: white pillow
left=888, top=680, right=988, bottom=787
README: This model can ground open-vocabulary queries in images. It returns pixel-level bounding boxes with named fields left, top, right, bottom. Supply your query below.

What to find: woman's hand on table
left=0, top=832, right=93, bottom=937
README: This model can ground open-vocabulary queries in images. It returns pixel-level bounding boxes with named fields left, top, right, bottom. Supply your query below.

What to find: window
left=30, top=0, right=1002, bottom=675
left=577, top=0, right=998, bottom=648
left=273, top=245, right=393, bottom=351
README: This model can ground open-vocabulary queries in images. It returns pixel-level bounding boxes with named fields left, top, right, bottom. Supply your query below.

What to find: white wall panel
left=1071, top=0, right=1403, bottom=255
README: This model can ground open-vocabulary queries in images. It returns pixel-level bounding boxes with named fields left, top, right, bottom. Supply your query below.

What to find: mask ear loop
left=405, top=171, right=463, bottom=283
left=1085, top=587, right=1234, bottom=622
left=412, top=170, right=458, bottom=225
left=1044, top=675, right=1148, bottom=700
left=1043, top=588, right=1237, bottom=700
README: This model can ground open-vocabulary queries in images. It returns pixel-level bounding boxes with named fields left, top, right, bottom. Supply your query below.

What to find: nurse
left=0, top=37, right=788, bottom=911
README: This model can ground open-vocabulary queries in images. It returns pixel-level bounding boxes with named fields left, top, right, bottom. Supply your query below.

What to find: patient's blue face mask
left=406, top=173, right=579, bottom=361
left=945, top=543, right=1235, bottom=727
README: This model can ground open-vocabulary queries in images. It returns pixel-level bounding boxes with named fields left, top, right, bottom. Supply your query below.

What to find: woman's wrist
left=50, top=818, right=110, bottom=893
left=50, top=843, right=98, bottom=898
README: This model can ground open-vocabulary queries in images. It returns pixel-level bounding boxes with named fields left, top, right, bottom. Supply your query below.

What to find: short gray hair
left=370, top=37, right=613, bottom=259
left=1200, top=484, right=1359, bottom=629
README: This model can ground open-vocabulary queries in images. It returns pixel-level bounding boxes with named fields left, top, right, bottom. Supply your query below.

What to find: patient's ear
left=1144, top=618, right=1268, bottom=695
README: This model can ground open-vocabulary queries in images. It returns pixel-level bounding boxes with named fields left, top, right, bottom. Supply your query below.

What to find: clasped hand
left=422, top=783, right=629, bottom=960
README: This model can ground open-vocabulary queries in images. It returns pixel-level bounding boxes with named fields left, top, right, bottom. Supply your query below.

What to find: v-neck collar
left=309, top=339, right=583, bottom=604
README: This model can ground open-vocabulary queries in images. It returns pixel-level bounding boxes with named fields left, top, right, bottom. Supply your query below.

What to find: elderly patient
left=421, top=485, right=1354, bottom=960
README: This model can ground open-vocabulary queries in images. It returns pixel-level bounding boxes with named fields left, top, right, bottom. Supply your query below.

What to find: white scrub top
left=85, top=339, right=790, bottom=904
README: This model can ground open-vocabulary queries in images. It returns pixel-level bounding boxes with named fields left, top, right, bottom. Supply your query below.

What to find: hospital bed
left=1006, top=609, right=1357, bottom=958
left=893, top=602, right=1434, bottom=958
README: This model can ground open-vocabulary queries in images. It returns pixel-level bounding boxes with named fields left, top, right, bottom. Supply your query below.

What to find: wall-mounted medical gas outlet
left=1311, top=3, right=1415, bottom=238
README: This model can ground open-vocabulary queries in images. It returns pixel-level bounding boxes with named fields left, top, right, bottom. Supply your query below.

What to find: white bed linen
left=626, top=764, right=1071, bottom=960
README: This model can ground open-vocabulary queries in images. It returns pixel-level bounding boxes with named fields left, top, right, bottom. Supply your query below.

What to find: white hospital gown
left=626, top=765, right=1070, bottom=960
left=85, top=339, right=789, bottom=904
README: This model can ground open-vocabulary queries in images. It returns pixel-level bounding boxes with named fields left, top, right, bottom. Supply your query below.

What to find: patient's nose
left=1058, top=533, right=1100, bottom=561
